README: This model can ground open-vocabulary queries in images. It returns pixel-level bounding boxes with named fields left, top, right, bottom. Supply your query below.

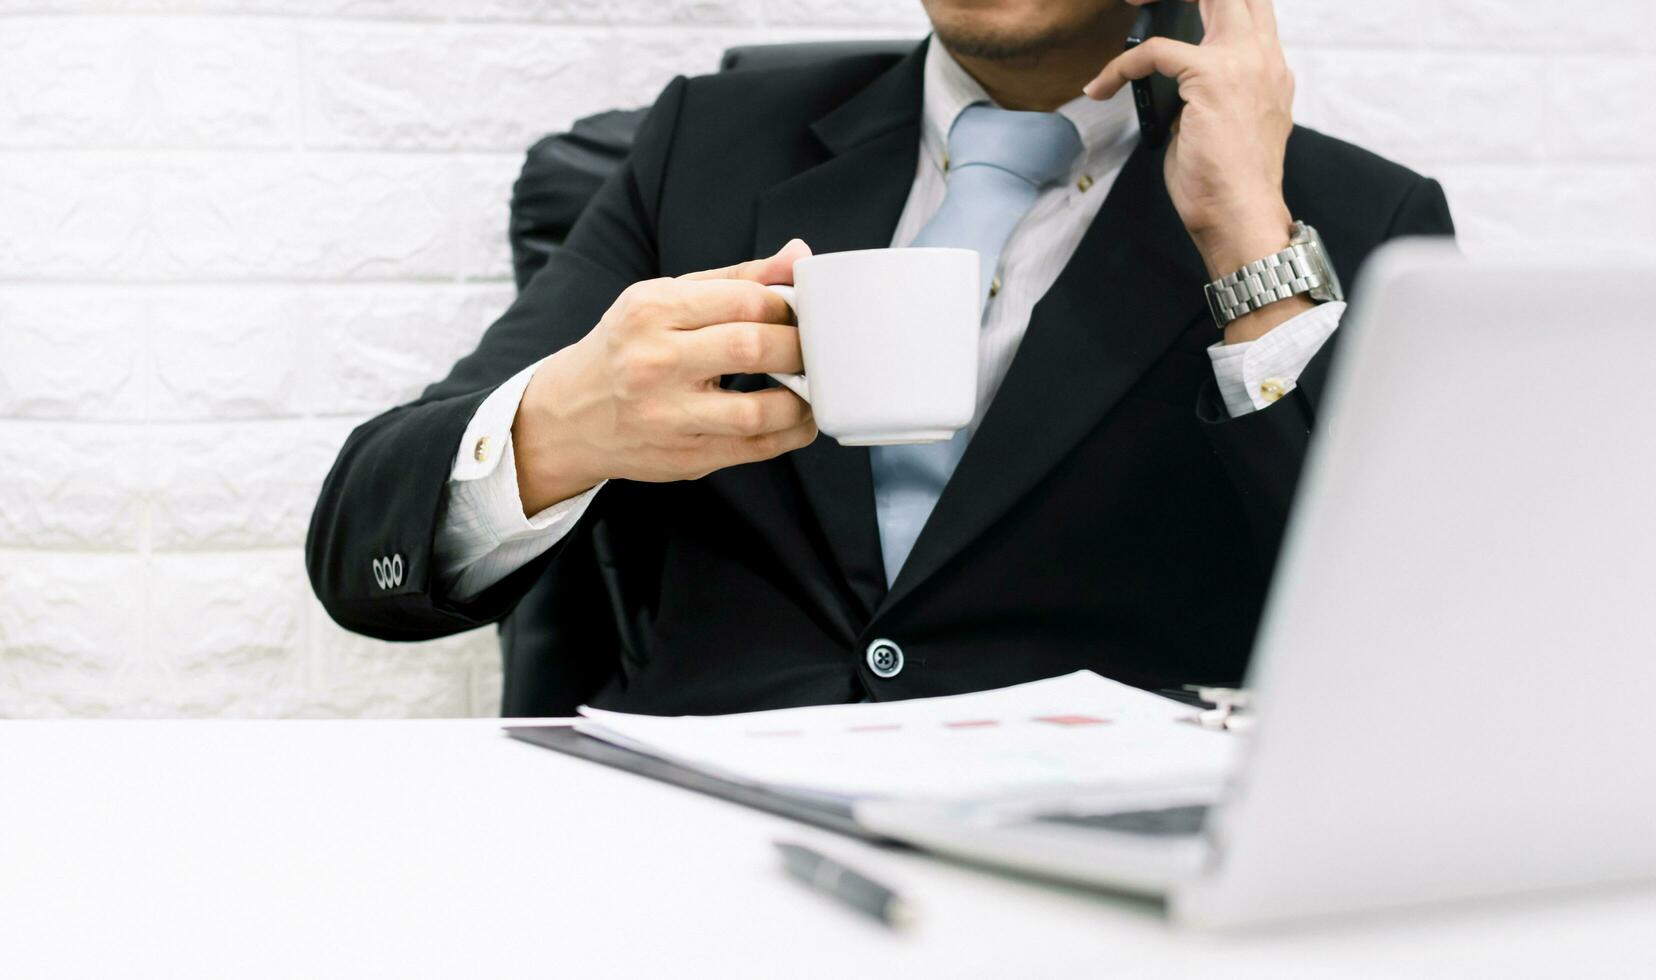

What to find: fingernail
left=1082, top=82, right=1102, bottom=100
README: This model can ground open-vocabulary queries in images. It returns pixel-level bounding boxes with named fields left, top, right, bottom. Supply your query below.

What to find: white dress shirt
left=435, top=37, right=1343, bottom=600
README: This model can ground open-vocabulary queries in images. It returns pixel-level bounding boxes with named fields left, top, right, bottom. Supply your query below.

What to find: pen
left=774, top=840, right=916, bottom=929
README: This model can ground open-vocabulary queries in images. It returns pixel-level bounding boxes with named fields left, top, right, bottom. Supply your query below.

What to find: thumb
left=679, top=238, right=813, bottom=284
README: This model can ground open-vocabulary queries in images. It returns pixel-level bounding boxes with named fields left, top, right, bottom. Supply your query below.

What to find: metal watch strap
left=1204, top=230, right=1331, bottom=329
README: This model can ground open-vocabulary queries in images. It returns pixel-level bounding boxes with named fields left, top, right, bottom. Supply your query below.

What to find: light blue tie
left=871, top=105, right=1082, bottom=584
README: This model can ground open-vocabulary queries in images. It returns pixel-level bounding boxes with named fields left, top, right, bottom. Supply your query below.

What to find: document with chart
left=569, top=671, right=1238, bottom=804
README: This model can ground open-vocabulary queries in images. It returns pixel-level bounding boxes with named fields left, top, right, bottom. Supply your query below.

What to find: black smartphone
left=1124, top=1, right=1206, bottom=148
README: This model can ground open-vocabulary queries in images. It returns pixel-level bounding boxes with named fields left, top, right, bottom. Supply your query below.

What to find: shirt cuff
left=450, top=357, right=541, bottom=483
left=453, top=433, right=604, bottom=543
left=436, top=356, right=606, bottom=601
left=1207, top=301, right=1346, bottom=418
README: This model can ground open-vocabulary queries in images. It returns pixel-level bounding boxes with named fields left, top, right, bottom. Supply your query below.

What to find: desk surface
left=3, top=720, right=1653, bottom=979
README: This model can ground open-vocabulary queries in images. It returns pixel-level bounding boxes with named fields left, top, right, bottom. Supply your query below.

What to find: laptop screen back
left=1178, top=241, right=1656, bottom=928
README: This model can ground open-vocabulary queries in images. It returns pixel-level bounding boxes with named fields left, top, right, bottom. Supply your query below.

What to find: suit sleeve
left=305, top=76, right=690, bottom=641
left=1195, top=177, right=1455, bottom=569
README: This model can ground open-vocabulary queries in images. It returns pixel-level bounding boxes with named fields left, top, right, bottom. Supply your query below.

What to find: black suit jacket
left=306, top=43, right=1454, bottom=716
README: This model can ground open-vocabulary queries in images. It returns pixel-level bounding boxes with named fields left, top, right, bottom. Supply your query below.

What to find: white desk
left=3, top=721, right=1653, bottom=979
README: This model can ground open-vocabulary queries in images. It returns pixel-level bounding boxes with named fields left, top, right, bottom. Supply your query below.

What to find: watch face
left=1304, top=224, right=1345, bottom=302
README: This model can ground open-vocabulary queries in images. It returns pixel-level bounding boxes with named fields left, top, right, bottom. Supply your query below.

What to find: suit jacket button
left=865, top=639, right=904, bottom=679
left=372, top=557, right=388, bottom=589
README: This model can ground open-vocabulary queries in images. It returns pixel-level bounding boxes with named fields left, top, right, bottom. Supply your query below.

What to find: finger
left=678, top=320, right=804, bottom=377
left=679, top=238, right=813, bottom=284
left=1083, top=37, right=1203, bottom=101
left=684, top=387, right=811, bottom=438
left=718, top=415, right=819, bottom=466
left=1201, top=0, right=1253, bottom=36
left=669, top=278, right=796, bottom=328
left=1243, top=0, right=1277, bottom=36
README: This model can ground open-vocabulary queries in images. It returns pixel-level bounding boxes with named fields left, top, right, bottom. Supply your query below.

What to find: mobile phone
left=1124, top=1, right=1206, bottom=148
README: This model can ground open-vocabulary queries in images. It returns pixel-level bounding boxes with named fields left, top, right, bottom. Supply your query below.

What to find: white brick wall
left=1, top=1, right=1651, bottom=717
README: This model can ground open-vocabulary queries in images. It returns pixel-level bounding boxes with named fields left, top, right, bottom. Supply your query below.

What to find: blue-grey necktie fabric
left=871, top=104, right=1083, bottom=584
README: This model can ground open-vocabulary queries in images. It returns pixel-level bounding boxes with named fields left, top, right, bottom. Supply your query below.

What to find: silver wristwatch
left=1204, top=221, right=1344, bottom=329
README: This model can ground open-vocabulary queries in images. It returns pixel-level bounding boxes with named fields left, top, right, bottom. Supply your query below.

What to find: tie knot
left=946, top=104, right=1083, bottom=188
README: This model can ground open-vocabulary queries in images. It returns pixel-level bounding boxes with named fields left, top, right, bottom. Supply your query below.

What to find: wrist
left=512, top=342, right=608, bottom=515
left=1191, top=201, right=1294, bottom=281
left=1193, top=200, right=1314, bottom=345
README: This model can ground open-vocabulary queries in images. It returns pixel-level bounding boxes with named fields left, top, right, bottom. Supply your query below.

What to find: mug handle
left=764, top=284, right=809, bottom=402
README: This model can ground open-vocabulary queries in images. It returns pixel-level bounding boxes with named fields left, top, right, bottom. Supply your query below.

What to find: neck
left=941, top=11, right=1139, bottom=112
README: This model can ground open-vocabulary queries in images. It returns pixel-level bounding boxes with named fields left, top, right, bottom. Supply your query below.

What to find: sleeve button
left=473, top=436, right=491, bottom=463
left=1258, top=378, right=1287, bottom=404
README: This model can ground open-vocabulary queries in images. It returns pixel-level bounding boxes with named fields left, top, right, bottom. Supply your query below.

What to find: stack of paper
left=575, top=671, right=1237, bottom=803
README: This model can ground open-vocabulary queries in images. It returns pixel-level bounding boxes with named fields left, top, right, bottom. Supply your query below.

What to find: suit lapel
left=748, top=44, right=928, bottom=618
left=878, top=142, right=1212, bottom=615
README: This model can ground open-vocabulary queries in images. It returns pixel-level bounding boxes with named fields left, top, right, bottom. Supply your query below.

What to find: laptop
left=853, top=239, right=1656, bottom=928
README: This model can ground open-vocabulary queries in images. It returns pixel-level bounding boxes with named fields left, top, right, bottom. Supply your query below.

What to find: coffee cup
left=764, top=247, right=980, bottom=446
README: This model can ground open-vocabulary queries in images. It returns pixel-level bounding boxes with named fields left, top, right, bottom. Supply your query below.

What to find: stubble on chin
left=931, top=1, right=1132, bottom=69
left=930, top=19, right=1070, bottom=65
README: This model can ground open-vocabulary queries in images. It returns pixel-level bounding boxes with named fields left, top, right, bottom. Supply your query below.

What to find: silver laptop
left=854, top=239, right=1656, bottom=928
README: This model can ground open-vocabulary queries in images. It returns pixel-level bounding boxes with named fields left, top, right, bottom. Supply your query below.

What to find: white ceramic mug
left=765, top=247, right=980, bottom=446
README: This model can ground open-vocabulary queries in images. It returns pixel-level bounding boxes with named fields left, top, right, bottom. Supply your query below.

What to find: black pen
left=774, top=840, right=916, bottom=929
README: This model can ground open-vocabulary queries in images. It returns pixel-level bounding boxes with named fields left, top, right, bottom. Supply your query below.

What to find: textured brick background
left=1, top=1, right=1652, bottom=717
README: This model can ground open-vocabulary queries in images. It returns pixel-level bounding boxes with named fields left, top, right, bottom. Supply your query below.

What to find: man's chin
left=931, top=20, right=1069, bottom=62
left=925, top=0, right=1118, bottom=64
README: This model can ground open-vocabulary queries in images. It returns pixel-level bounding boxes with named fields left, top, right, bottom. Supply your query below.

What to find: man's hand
left=1086, top=0, right=1310, bottom=343
left=511, top=240, right=818, bottom=515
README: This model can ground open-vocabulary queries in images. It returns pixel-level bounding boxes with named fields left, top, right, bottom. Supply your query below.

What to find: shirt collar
left=921, top=34, right=1138, bottom=180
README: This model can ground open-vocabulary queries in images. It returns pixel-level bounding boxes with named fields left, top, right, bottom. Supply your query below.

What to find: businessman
left=308, top=0, right=1453, bottom=715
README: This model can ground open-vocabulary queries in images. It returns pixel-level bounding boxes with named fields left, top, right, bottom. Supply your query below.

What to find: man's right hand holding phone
left=1086, top=0, right=1309, bottom=344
